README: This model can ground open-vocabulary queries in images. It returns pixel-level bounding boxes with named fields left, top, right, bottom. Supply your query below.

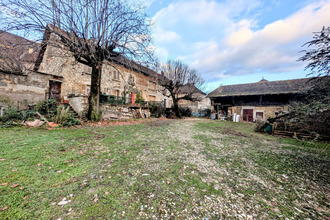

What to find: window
left=128, top=74, right=135, bottom=84
left=113, top=70, right=120, bottom=80
left=149, top=95, right=156, bottom=101
left=149, top=81, right=156, bottom=90
left=86, top=85, right=91, bottom=96
left=256, top=112, right=264, bottom=120
left=83, top=65, right=92, bottom=74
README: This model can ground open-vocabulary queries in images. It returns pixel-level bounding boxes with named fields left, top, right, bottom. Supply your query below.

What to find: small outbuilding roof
left=208, top=78, right=314, bottom=97
left=0, top=30, right=40, bottom=63
left=178, top=83, right=206, bottom=95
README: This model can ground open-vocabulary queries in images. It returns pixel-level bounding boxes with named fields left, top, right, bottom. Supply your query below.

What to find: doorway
left=243, top=109, right=253, bottom=122
left=49, top=80, right=62, bottom=103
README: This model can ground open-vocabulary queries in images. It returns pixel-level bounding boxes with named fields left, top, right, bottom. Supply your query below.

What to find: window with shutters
left=113, top=70, right=120, bottom=81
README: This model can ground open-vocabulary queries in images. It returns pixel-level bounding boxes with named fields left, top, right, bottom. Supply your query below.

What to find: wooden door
left=243, top=109, right=253, bottom=122
left=49, top=80, right=61, bottom=103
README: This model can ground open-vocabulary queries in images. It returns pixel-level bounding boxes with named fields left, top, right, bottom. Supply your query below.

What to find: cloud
left=153, top=28, right=181, bottom=43
left=151, top=0, right=330, bottom=82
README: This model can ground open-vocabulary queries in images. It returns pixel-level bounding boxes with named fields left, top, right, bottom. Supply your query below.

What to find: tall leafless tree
left=158, top=59, right=205, bottom=118
left=1, top=0, right=154, bottom=119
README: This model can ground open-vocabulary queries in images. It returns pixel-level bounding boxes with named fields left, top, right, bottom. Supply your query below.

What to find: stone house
left=0, top=30, right=168, bottom=117
left=208, top=78, right=314, bottom=122
left=177, top=84, right=210, bottom=115
left=0, top=31, right=64, bottom=115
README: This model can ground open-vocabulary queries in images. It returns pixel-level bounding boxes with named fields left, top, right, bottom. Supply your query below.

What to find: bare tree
left=158, top=59, right=205, bottom=118
left=1, top=0, right=154, bottom=119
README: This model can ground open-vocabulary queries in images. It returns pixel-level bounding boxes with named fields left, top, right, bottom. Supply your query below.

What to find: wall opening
left=49, top=80, right=62, bottom=103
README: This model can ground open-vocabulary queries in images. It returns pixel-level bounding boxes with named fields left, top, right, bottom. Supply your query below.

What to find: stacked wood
left=273, top=130, right=330, bottom=141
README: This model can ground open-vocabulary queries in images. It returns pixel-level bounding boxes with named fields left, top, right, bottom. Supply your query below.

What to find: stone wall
left=37, top=35, right=167, bottom=103
left=0, top=70, right=62, bottom=109
left=228, top=105, right=289, bottom=122
left=100, top=104, right=150, bottom=120
left=178, top=93, right=211, bottom=113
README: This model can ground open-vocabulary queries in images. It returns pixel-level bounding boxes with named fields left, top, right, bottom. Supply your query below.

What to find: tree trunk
left=87, top=63, right=102, bottom=120
left=172, top=97, right=182, bottom=118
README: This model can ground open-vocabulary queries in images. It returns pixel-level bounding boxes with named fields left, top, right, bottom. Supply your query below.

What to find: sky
left=145, top=0, right=330, bottom=92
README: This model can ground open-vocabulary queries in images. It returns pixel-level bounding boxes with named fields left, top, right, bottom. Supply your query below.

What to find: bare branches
left=0, top=30, right=39, bottom=73
left=159, top=59, right=204, bottom=99
left=1, top=0, right=154, bottom=65
left=299, top=26, right=330, bottom=78
left=1, top=0, right=154, bottom=120
left=158, top=58, right=205, bottom=118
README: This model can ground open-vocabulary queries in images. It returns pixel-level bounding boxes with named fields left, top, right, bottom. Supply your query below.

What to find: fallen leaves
left=1, top=183, right=23, bottom=189
left=94, top=198, right=98, bottom=203
left=11, top=184, right=19, bottom=188
left=105, top=192, right=109, bottom=195
left=0, top=159, right=6, bottom=161
left=1, top=206, right=9, bottom=211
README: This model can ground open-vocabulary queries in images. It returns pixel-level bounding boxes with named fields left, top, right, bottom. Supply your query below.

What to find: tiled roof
left=0, top=30, right=40, bottom=63
left=178, top=83, right=205, bottom=95
left=208, top=78, right=314, bottom=97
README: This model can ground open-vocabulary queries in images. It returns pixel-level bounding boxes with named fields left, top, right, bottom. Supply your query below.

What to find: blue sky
left=145, top=0, right=330, bottom=92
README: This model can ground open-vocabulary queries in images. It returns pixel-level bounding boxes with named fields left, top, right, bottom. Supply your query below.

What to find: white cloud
left=152, top=0, right=330, bottom=82
left=153, top=27, right=181, bottom=43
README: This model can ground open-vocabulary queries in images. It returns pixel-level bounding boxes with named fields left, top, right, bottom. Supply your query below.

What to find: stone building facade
left=0, top=70, right=63, bottom=115
left=0, top=30, right=209, bottom=118
left=36, top=33, right=167, bottom=106
left=0, top=31, right=168, bottom=116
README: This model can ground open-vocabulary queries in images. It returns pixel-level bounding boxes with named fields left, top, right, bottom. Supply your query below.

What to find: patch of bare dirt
left=221, top=129, right=248, bottom=137
left=145, top=118, right=174, bottom=127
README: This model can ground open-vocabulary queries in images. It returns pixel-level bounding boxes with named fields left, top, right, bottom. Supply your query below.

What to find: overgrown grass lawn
left=0, top=119, right=329, bottom=219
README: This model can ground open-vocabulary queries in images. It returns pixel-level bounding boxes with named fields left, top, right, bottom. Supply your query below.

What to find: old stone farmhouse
left=0, top=30, right=210, bottom=118
left=208, top=78, right=314, bottom=122
left=0, top=30, right=170, bottom=116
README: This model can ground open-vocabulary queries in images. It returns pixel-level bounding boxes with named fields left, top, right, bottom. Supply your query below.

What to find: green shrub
left=179, top=107, right=192, bottom=117
left=34, top=99, right=57, bottom=119
left=150, top=105, right=165, bottom=118
left=54, top=105, right=81, bottom=127
left=91, top=110, right=102, bottom=121
left=0, top=107, right=22, bottom=122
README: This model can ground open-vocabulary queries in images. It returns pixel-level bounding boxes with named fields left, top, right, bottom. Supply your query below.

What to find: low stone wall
left=101, top=104, right=150, bottom=120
